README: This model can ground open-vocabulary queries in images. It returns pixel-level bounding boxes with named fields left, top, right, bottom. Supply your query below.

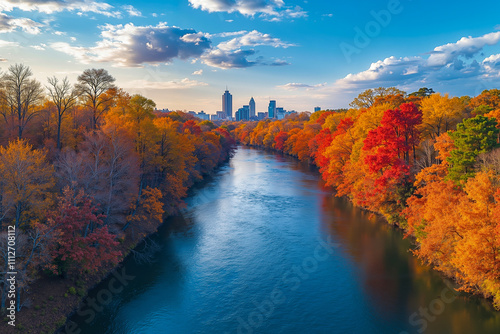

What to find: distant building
left=314, top=107, right=321, bottom=112
left=268, top=100, right=277, bottom=119
left=236, top=105, right=250, bottom=121
left=211, top=114, right=219, bottom=121
left=196, top=110, right=210, bottom=121
left=222, top=89, right=233, bottom=119
left=216, top=111, right=226, bottom=120
left=257, top=112, right=267, bottom=120
left=188, top=111, right=196, bottom=116
left=249, top=97, right=256, bottom=118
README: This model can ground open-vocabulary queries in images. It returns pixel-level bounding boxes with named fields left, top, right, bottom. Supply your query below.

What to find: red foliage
left=49, top=187, right=121, bottom=274
left=363, top=103, right=422, bottom=186
left=182, top=120, right=202, bottom=135
left=274, top=131, right=288, bottom=151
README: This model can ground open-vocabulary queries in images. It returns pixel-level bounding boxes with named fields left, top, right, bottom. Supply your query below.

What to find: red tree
left=363, top=103, right=422, bottom=187
left=49, top=187, right=121, bottom=275
left=274, top=131, right=288, bottom=151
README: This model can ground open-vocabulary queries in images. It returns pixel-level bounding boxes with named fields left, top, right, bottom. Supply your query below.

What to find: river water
left=68, top=146, right=500, bottom=334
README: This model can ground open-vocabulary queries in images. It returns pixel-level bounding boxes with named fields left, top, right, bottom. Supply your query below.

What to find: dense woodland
left=0, top=64, right=235, bottom=314
left=233, top=87, right=500, bottom=309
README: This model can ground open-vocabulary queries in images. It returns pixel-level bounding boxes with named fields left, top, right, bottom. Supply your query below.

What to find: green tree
left=447, top=116, right=500, bottom=182
left=409, top=87, right=435, bottom=97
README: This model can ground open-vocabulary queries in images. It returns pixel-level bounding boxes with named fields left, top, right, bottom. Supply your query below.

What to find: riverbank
left=241, top=142, right=500, bottom=311
left=61, top=146, right=500, bottom=334
left=0, top=154, right=234, bottom=334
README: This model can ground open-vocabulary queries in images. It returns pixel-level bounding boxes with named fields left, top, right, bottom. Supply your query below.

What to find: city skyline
left=0, top=1, right=499, bottom=112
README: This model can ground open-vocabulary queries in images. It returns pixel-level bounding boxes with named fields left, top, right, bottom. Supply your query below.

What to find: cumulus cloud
left=202, top=49, right=259, bottom=69
left=123, top=78, right=208, bottom=90
left=0, top=13, right=43, bottom=34
left=51, top=22, right=293, bottom=69
left=192, top=69, right=203, bottom=75
left=202, top=30, right=294, bottom=68
left=216, top=30, right=295, bottom=51
left=335, top=31, right=500, bottom=92
left=0, top=0, right=121, bottom=17
left=188, top=0, right=307, bottom=20
left=427, top=31, right=500, bottom=67
left=51, top=22, right=212, bottom=67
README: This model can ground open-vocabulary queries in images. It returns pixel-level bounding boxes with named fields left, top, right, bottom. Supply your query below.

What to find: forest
left=232, top=87, right=500, bottom=309
left=0, top=64, right=235, bottom=331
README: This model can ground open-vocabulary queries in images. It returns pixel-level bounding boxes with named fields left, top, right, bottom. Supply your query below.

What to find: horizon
left=1, top=0, right=500, bottom=112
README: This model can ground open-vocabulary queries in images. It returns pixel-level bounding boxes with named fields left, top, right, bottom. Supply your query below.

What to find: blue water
left=67, top=147, right=500, bottom=334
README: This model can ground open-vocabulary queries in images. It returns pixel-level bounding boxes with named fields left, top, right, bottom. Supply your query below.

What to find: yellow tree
left=420, top=93, right=465, bottom=139
left=0, top=139, right=54, bottom=229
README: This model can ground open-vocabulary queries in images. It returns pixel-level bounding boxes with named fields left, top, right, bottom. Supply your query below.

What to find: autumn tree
left=419, top=93, right=465, bottom=139
left=47, top=76, right=79, bottom=149
left=49, top=187, right=121, bottom=275
left=0, top=139, right=54, bottom=229
left=1, top=64, right=44, bottom=139
left=350, top=87, right=406, bottom=109
left=76, top=68, right=116, bottom=129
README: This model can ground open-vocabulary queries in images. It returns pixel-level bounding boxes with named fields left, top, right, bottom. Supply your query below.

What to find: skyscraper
left=249, top=97, right=256, bottom=118
left=268, top=100, right=276, bottom=119
left=222, top=89, right=233, bottom=119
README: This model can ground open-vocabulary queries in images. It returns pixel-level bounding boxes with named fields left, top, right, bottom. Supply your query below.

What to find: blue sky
left=1, top=0, right=500, bottom=113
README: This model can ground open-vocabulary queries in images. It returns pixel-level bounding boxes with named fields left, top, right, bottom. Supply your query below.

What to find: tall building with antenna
left=222, top=88, right=233, bottom=120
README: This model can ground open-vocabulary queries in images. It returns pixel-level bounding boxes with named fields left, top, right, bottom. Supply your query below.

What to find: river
left=68, top=146, right=500, bottom=334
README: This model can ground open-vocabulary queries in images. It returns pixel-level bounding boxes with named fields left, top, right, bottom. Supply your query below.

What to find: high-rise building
left=314, top=107, right=321, bottom=112
left=236, top=105, right=250, bottom=121
left=249, top=97, right=256, bottom=118
left=222, top=89, right=233, bottom=119
left=268, top=100, right=277, bottom=119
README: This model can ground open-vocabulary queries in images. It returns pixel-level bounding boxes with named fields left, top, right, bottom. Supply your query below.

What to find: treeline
left=0, top=64, right=235, bottom=312
left=233, top=87, right=500, bottom=309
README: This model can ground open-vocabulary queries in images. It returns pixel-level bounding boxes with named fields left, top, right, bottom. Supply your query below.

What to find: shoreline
left=243, top=144, right=499, bottom=311
left=0, top=158, right=233, bottom=334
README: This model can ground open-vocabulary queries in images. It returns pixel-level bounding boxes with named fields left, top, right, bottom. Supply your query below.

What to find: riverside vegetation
left=232, top=87, right=500, bottom=309
left=0, top=64, right=235, bottom=333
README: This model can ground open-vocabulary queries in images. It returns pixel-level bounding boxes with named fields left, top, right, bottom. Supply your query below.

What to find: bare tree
left=2, top=64, right=44, bottom=139
left=47, top=76, right=79, bottom=149
left=76, top=69, right=116, bottom=129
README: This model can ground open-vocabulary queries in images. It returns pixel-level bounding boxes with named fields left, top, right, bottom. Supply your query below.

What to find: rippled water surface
left=69, top=147, right=500, bottom=334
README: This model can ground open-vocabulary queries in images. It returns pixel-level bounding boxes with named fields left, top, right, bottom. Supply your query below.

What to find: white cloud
left=123, top=78, right=208, bottom=90
left=188, top=0, right=307, bottom=20
left=202, top=48, right=289, bottom=69
left=427, top=31, right=500, bottom=67
left=334, top=31, right=500, bottom=92
left=0, top=0, right=121, bottom=17
left=122, top=5, right=141, bottom=17
left=51, top=22, right=212, bottom=67
left=51, top=22, right=293, bottom=70
left=31, top=43, right=46, bottom=50
left=216, top=30, right=295, bottom=51
left=0, top=13, right=43, bottom=34
left=192, top=69, right=203, bottom=75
